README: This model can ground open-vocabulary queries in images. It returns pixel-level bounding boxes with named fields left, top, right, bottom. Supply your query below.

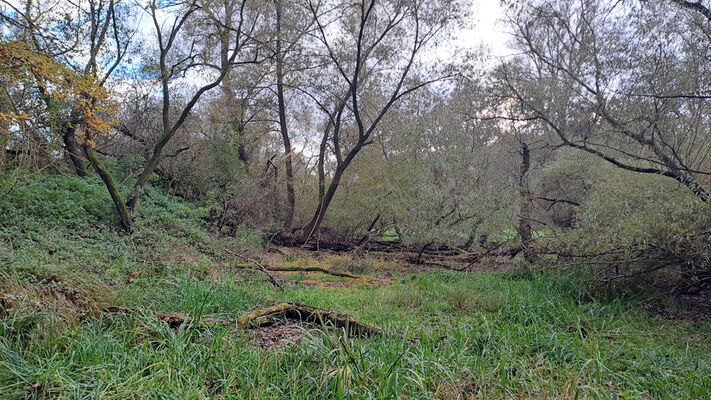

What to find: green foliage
left=550, top=166, right=711, bottom=294
left=325, top=90, right=516, bottom=247
left=0, top=173, right=260, bottom=321
left=1, top=271, right=710, bottom=399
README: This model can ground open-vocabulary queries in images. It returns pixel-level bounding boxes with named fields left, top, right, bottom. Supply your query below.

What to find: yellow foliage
left=0, top=40, right=116, bottom=144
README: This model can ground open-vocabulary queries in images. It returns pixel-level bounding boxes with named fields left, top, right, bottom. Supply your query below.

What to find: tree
left=2, top=0, right=132, bottom=177
left=298, top=0, right=465, bottom=240
left=124, top=0, right=265, bottom=214
left=0, top=40, right=132, bottom=230
left=324, top=84, right=515, bottom=249
left=270, top=0, right=315, bottom=231
left=502, top=0, right=711, bottom=202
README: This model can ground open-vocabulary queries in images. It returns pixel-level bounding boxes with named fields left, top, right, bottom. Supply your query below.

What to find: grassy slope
left=1, top=175, right=710, bottom=399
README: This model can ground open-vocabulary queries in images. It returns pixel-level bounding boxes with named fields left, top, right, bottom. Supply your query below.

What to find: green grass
left=2, top=271, right=710, bottom=399
left=1, top=174, right=710, bottom=399
left=379, top=228, right=399, bottom=242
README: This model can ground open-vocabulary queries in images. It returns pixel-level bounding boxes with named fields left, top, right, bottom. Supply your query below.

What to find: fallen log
left=235, top=263, right=357, bottom=279
left=237, top=302, right=382, bottom=337
left=104, top=303, right=382, bottom=337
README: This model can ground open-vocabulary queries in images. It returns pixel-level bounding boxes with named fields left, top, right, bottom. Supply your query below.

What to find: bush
left=549, top=169, right=711, bottom=295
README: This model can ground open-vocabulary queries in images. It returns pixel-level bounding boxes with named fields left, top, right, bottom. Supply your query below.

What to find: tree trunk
left=303, top=164, right=345, bottom=241
left=237, top=302, right=382, bottom=337
left=125, top=139, right=168, bottom=213
left=83, top=145, right=132, bottom=233
left=0, top=134, right=6, bottom=168
left=275, top=0, right=295, bottom=231
left=517, top=141, right=534, bottom=262
left=63, top=122, right=88, bottom=177
left=317, top=124, right=329, bottom=205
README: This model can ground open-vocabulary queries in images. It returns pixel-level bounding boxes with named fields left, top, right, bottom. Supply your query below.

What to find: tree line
left=1, top=0, right=710, bottom=294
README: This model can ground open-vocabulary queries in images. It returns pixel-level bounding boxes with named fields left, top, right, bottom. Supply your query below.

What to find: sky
left=2, top=0, right=512, bottom=60
left=463, top=0, right=511, bottom=58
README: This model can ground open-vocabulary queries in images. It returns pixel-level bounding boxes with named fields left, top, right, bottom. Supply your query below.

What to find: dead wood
left=237, top=302, right=382, bottom=336
left=103, top=303, right=382, bottom=337
left=235, top=263, right=357, bottom=279
left=222, top=248, right=283, bottom=288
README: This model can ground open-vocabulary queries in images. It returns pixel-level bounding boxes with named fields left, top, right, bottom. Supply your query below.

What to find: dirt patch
left=255, top=320, right=308, bottom=349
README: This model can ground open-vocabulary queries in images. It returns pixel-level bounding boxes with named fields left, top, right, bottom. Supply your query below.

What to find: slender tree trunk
left=304, top=140, right=366, bottom=241
left=126, top=139, right=168, bottom=213
left=317, top=125, right=329, bottom=205
left=357, top=213, right=380, bottom=245
left=83, top=145, right=132, bottom=233
left=0, top=134, right=6, bottom=168
left=275, top=0, right=295, bottom=231
left=304, top=164, right=345, bottom=239
left=517, top=141, right=534, bottom=262
left=0, top=93, right=8, bottom=168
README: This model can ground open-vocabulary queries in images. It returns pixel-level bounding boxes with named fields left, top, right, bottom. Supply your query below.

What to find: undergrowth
left=0, top=174, right=710, bottom=399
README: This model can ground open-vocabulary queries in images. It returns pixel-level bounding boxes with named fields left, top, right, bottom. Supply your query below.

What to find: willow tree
left=298, top=0, right=466, bottom=241
left=502, top=0, right=711, bottom=202
left=125, top=0, right=265, bottom=213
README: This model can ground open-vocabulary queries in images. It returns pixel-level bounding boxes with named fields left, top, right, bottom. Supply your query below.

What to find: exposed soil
left=650, top=290, right=711, bottom=324
left=254, top=320, right=309, bottom=350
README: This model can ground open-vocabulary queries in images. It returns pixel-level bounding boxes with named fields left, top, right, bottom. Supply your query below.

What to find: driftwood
left=237, top=302, right=382, bottom=336
left=234, top=263, right=357, bottom=279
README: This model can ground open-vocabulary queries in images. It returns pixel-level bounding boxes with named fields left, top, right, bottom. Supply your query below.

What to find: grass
left=2, top=271, right=710, bottom=399
left=1, top=174, right=710, bottom=399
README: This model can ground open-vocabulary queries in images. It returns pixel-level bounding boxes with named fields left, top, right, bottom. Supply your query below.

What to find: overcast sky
left=462, top=0, right=511, bottom=58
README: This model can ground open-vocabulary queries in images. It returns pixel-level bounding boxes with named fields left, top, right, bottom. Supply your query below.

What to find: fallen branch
left=104, top=303, right=383, bottom=337
left=235, top=263, right=357, bottom=279
left=222, top=248, right=283, bottom=289
left=237, top=302, right=382, bottom=336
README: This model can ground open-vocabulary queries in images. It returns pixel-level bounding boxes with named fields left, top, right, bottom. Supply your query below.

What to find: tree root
left=235, top=263, right=357, bottom=279
left=237, top=302, right=382, bottom=336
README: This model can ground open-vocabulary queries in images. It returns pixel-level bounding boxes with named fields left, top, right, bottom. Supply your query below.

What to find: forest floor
left=1, top=175, right=711, bottom=399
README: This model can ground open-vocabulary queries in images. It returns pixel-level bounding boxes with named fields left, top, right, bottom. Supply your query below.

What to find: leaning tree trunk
left=125, top=137, right=169, bottom=213
left=83, top=145, right=132, bottom=232
left=304, top=164, right=346, bottom=241
left=303, top=140, right=365, bottom=242
left=63, top=120, right=88, bottom=177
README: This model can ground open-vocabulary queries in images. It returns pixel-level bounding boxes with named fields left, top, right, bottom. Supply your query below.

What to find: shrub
left=549, top=169, right=711, bottom=295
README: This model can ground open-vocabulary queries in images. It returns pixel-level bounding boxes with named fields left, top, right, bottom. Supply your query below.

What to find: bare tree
left=271, top=0, right=315, bottom=231
left=298, top=0, right=463, bottom=241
